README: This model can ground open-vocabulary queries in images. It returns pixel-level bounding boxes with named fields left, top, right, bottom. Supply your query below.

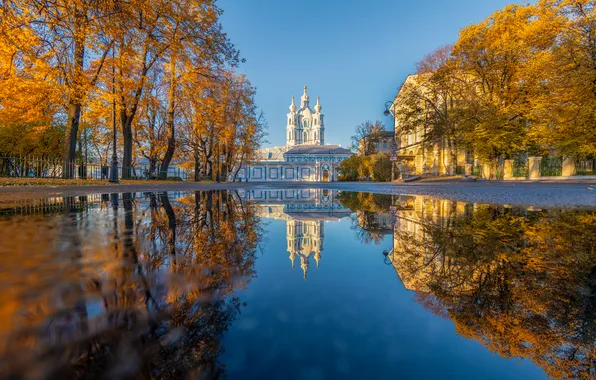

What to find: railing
left=495, top=160, right=505, bottom=180
left=512, top=158, right=529, bottom=178
left=472, top=164, right=482, bottom=177
left=0, top=194, right=109, bottom=216
left=540, top=156, right=562, bottom=177
left=576, top=159, right=595, bottom=176
left=0, top=156, right=187, bottom=181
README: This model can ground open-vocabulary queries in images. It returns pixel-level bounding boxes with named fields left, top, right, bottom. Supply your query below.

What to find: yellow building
left=359, top=130, right=396, bottom=155
left=390, top=74, right=469, bottom=176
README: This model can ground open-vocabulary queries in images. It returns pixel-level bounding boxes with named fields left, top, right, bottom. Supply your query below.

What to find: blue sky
left=219, top=0, right=514, bottom=148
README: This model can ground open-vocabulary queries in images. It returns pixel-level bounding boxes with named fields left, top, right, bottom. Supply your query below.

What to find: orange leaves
left=0, top=0, right=252, bottom=167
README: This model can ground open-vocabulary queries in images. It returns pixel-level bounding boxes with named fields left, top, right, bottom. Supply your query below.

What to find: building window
left=304, top=132, right=308, bottom=141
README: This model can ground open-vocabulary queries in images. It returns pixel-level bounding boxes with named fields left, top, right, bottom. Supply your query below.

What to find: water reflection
left=243, top=189, right=351, bottom=277
left=339, top=193, right=596, bottom=379
left=1, top=189, right=594, bottom=379
left=0, top=190, right=261, bottom=379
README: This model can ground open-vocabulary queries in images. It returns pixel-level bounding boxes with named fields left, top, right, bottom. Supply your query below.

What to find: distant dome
left=314, top=96, right=322, bottom=112
left=301, top=85, right=309, bottom=103
left=300, top=85, right=310, bottom=109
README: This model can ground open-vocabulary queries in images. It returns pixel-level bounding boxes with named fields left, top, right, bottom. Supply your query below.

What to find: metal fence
left=576, top=159, right=595, bottom=176
left=495, top=160, right=505, bottom=180
left=472, top=164, right=482, bottom=177
left=512, top=157, right=529, bottom=178
left=0, top=156, right=187, bottom=181
left=540, top=156, right=563, bottom=177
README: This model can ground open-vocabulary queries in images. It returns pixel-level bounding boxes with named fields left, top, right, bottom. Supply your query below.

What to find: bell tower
left=286, top=96, right=297, bottom=146
left=313, top=96, right=324, bottom=145
left=286, top=86, right=324, bottom=146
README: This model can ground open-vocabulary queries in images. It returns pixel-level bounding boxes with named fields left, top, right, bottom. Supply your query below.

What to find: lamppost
left=109, top=45, right=119, bottom=183
left=384, top=101, right=397, bottom=182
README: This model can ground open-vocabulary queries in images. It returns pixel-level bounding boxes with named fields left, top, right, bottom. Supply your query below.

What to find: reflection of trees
left=394, top=205, right=596, bottom=379
left=338, top=192, right=393, bottom=244
left=0, top=190, right=261, bottom=379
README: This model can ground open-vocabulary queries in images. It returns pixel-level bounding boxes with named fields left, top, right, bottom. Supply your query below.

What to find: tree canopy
left=0, top=0, right=265, bottom=180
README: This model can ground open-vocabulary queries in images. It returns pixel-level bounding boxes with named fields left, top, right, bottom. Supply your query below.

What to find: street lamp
left=383, top=101, right=392, bottom=117
left=384, top=101, right=397, bottom=182
left=109, top=45, right=119, bottom=183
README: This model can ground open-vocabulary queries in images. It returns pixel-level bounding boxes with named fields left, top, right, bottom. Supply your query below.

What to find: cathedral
left=236, top=86, right=352, bottom=182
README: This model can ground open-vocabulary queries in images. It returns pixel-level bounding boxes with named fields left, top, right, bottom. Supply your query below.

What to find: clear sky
left=219, top=0, right=514, bottom=148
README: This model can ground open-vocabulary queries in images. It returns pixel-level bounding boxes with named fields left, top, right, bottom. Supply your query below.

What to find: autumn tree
left=103, top=0, right=238, bottom=179
left=133, top=67, right=168, bottom=177
left=352, top=120, right=386, bottom=156
left=0, top=0, right=115, bottom=176
left=526, top=0, right=596, bottom=158
left=450, top=4, right=544, bottom=165
left=178, top=70, right=264, bottom=181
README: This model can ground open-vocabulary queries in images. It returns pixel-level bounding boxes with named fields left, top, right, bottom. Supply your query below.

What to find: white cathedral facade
left=235, top=86, right=352, bottom=182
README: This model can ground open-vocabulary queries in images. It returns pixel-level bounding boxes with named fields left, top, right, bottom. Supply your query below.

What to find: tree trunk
left=160, top=193, right=176, bottom=256
left=121, top=117, right=133, bottom=178
left=63, top=8, right=86, bottom=178
left=64, top=103, right=82, bottom=178
left=149, top=156, right=157, bottom=178
left=194, top=149, right=201, bottom=181
left=159, top=53, right=177, bottom=179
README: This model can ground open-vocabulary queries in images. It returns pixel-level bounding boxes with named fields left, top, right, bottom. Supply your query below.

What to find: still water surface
left=0, top=189, right=594, bottom=379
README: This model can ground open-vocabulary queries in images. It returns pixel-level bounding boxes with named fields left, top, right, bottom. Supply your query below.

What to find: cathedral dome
left=299, top=85, right=311, bottom=110
left=300, top=85, right=309, bottom=104
left=300, top=107, right=313, bottom=117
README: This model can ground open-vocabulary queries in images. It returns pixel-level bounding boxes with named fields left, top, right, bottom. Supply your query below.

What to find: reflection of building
left=357, top=212, right=393, bottom=234
left=236, top=86, right=352, bottom=182
left=242, top=189, right=352, bottom=277
left=388, top=195, right=472, bottom=292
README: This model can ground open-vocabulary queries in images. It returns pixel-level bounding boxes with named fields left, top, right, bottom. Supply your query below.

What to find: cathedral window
left=304, top=132, right=308, bottom=141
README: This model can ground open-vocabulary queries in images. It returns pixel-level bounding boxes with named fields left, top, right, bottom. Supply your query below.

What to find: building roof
left=285, top=144, right=351, bottom=155
left=256, top=146, right=289, bottom=161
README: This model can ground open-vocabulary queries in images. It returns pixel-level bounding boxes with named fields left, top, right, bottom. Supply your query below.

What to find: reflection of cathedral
left=241, top=189, right=351, bottom=277
left=286, top=219, right=323, bottom=278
